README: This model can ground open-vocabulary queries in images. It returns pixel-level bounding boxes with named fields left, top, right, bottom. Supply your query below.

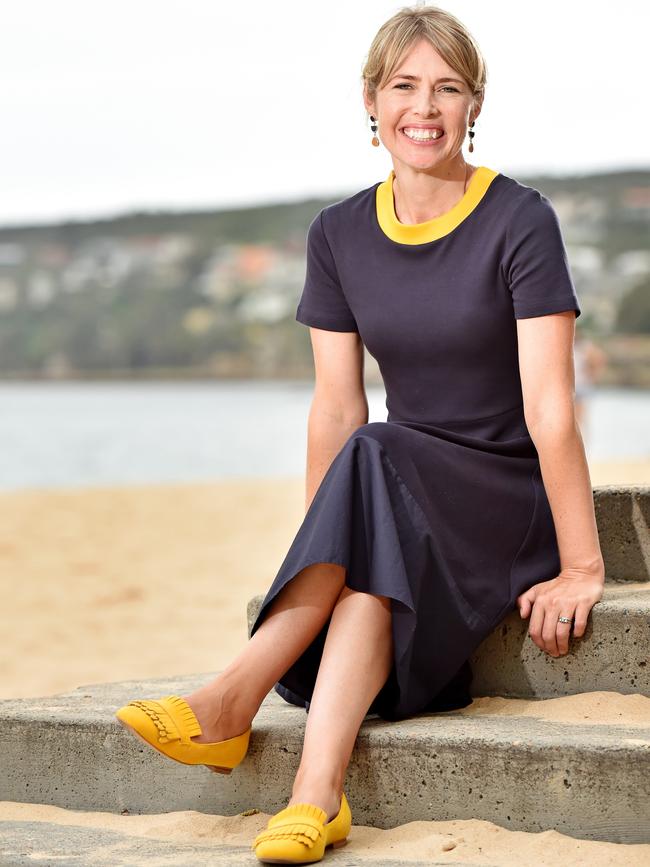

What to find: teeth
left=403, top=128, right=443, bottom=140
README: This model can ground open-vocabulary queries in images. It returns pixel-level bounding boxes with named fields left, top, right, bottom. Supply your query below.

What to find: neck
left=391, top=160, right=475, bottom=225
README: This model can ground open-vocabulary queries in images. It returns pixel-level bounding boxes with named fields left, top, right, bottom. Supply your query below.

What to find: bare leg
left=182, top=561, right=347, bottom=743
left=286, top=584, right=394, bottom=822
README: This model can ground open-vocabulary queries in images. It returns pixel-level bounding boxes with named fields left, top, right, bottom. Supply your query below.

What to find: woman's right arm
left=304, top=327, right=368, bottom=513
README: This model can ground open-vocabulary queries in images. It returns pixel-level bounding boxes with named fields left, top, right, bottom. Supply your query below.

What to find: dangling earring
left=370, top=115, right=380, bottom=147
left=468, top=120, right=475, bottom=153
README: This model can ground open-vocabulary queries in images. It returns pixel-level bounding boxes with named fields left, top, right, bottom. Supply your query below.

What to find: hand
left=516, top=567, right=605, bottom=657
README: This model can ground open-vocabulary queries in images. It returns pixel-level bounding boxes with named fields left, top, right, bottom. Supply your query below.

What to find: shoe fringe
left=253, top=805, right=327, bottom=851
left=162, top=695, right=203, bottom=738
left=126, top=696, right=202, bottom=744
left=254, top=821, right=322, bottom=848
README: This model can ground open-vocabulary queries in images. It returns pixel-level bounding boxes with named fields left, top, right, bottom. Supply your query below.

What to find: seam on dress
left=374, top=175, right=498, bottom=249
left=296, top=303, right=358, bottom=331
left=392, top=402, right=526, bottom=427
left=376, top=441, right=490, bottom=629
left=500, top=191, right=536, bottom=286
left=319, top=209, right=358, bottom=326
left=513, top=299, right=580, bottom=319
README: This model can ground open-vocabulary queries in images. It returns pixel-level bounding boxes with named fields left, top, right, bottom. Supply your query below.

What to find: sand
left=1, top=459, right=649, bottom=862
left=2, top=799, right=649, bottom=865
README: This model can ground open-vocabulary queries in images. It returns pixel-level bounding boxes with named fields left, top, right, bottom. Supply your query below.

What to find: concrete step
left=248, top=581, right=650, bottom=700
left=592, top=486, right=649, bottom=582
left=1, top=676, right=648, bottom=844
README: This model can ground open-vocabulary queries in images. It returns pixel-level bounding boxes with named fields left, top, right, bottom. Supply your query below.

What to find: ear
left=470, top=94, right=484, bottom=125
left=362, top=83, right=376, bottom=117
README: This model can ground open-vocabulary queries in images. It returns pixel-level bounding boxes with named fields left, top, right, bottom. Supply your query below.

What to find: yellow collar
left=376, top=166, right=499, bottom=244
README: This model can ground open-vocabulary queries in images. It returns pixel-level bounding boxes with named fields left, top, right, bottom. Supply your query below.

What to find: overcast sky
left=1, top=0, right=648, bottom=227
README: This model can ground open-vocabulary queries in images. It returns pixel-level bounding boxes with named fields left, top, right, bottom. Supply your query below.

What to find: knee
left=349, top=421, right=392, bottom=447
left=355, top=421, right=391, bottom=435
left=338, top=584, right=392, bottom=613
left=377, top=594, right=392, bottom=611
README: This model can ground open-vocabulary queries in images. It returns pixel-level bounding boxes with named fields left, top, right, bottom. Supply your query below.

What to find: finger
left=518, top=589, right=536, bottom=619
left=528, top=597, right=546, bottom=652
left=541, top=605, right=560, bottom=656
left=555, top=613, right=574, bottom=655
left=572, top=602, right=591, bottom=638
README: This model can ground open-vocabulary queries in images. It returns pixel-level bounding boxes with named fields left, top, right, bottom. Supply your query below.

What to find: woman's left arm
left=516, top=310, right=605, bottom=658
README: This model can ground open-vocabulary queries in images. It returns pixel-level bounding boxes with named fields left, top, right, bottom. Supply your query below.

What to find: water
left=0, top=381, right=647, bottom=491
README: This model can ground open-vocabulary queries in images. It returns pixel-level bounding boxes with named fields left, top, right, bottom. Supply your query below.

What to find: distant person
left=574, top=328, right=608, bottom=443
left=114, top=6, right=606, bottom=863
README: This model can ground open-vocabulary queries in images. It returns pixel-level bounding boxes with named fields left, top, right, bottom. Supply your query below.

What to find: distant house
left=620, top=186, right=650, bottom=220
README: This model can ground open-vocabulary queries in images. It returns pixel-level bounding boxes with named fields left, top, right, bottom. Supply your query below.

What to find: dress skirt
left=249, top=411, right=561, bottom=722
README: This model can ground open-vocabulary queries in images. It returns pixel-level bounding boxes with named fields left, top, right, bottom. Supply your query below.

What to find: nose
left=413, top=86, right=442, bottom=117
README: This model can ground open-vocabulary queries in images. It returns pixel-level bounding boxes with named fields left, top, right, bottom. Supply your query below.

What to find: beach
left=1, top=460, right=649, bottom=863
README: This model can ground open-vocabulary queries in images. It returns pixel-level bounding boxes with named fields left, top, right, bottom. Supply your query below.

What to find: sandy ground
left=1, top=459, right=649, bottom=863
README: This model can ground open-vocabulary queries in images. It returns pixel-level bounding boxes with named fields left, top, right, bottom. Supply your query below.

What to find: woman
left=115, top=6, right=606, bottom=863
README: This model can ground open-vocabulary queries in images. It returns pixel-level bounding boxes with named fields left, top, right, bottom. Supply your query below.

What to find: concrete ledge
left=594, top=486, right=650, bottom=581
left=1, top=677, right=648, bottom=843
left=470, top=580, right=650, bottom=698
left=247, top=582, right=650, bottom=700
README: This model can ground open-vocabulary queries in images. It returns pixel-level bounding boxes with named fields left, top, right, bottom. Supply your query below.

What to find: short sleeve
left=502, top=192, right=581, bottom=320
left=295, top=209, right=359, bottom=332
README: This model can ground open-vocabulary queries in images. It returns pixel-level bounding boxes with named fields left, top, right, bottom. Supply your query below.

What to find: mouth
left=400, top=126, right=445, bottom=144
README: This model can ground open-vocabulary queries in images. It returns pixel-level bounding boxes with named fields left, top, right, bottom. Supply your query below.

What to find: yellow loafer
left=252, top=791, right=351, bottom=864
left=114, top=694, right=251, bottom=774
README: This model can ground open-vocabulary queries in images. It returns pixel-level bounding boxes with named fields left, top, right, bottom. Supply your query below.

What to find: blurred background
left=0, top=0, right=648, bottom=699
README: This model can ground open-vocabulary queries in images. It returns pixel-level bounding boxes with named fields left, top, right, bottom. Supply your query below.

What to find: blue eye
left=394, top=84, right=459, bottom=92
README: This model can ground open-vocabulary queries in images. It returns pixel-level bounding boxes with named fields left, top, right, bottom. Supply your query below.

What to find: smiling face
left=364, top=37, right=481, bottom=173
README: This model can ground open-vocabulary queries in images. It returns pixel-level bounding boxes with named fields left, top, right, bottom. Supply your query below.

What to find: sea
left=0, top=380, right=647, bottom=491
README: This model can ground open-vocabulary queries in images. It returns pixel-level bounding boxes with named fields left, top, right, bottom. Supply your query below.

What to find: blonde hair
left=361, top=4, right=487, bottom=118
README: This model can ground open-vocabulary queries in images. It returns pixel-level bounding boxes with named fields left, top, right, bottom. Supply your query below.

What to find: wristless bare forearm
left=304, top=408, right=367, bottom=513
left=529, top=416, right=604, bottom=577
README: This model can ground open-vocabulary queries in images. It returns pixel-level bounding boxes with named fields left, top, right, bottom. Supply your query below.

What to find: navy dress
left=249, top=165, right=581, bottom=722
